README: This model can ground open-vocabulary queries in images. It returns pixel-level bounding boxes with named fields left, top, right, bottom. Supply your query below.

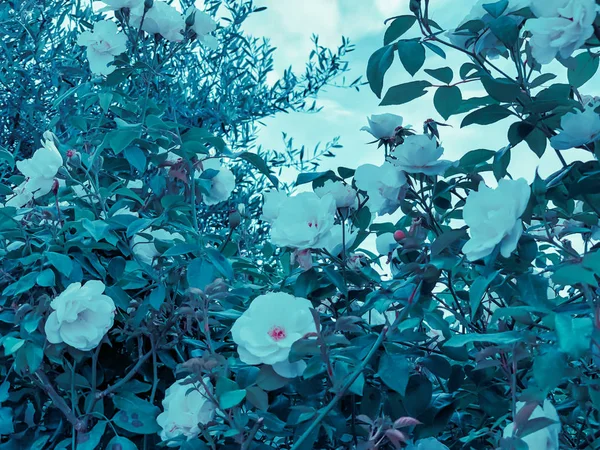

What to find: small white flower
left=231, top=293, right=316, bottom=378
left=361, top=113, right=404, bottom=140
left=261, top=190, right=289, bottom=223
left=550, top=101, right=600, bottom=150
left=185, top=7, right=217, bottom=47
left=526, top=0, right=599, bottom=64
left=156, top=377, right=215, bottom=447
left=132, top=229, right=184, bottom=265
left=196, top=159, right=235, bottom=206
left=44, top=281, right=116, bottom=351
left=503, top=400, right=560, bottom=449
left=77, top=20, right=127, bottom=75
left=101, top=0, right=144, bottom=10
left=314, top=180, right=358, bottom=209
left=375, top=233, right=398, bottom=256
left=462, top=179, right=530, bottom=261
left=269, top=192, right=337, bottom=250
left=131, top=1, right=185, bottom=42
left=320, top=223, right=358, bottom=256
left=390, top=134, right=451, bottom=176
left=6, top=132, right=63, bottom=208
left=406, top=438, right=450, bottom=450
left=354, top=162, right=407, bottom=216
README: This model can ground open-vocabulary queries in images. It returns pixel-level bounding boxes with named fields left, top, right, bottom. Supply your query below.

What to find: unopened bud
left=186, top=10, right=195, bottom=27
left=409, top=0, right=421, bottom=13
left=229, top=210, right=241, bottom=229
left=236, top=203, right=245, bottom=215
left=51, top=179, right=59, bottom=195
left=394, top=230, right=406, bottom=242
left=144, top=0, right=154, bottom=10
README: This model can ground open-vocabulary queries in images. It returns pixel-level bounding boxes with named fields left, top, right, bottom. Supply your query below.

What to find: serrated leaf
left=380, top=81, right=432, bottom=106
left=461, top=104, right=512, bottom=127
left=367, top=45, right=395, bottom=98
left=425, top=67, right=453, bottom=84
left=397, top=40, right=425, bottom=77
left=434, top=86, right=462, bottom=120
left=383, top=16, right=417, bottom=45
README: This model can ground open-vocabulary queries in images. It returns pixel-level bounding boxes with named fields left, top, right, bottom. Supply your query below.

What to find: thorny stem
left=35, top=369, right=84, bottom=430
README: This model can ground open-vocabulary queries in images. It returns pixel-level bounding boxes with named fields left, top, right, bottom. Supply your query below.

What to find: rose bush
left=0, top=0, right=600, bottom=449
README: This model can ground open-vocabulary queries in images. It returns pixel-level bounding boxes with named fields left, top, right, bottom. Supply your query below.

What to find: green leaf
left=219, top=389, right=247, bottom=409
left=367, top=45, right=395, bottom=98
left=126, top=218, right=154, bottom=238
left=423, top=41, right=447, bottom=59
left=3, top=272, right=38, bottom=296
left=383, top=15, right=417, bottom=45
left=37, top=269, right=56, bottom=287
left=425, top=67, right=454, bottom=84
left=148, top=284, right=165, bottom=310
left=481, top=75, right=520, bottom=102
left=112, top=393, right=160, bottom=435
left=489, top=15, right=519, bottom=47
left=493, top=146, right=511, bottom=180
left=397, top=40, right=425, bottom=77
left=107, top=436, right=138, bottom=450
left=323, top=265, right=347, bottom=296
left=533, top=350, right=567, bottom=391
left=470, top=271, right=500, bottom=316
left=110, top=130, right=139, bottom=154
left=434, top=86, right=462, bottom=120
left=46, top=252, right=73, bottom=277
left=567, top=52, right=599, bottom=88
left=238, top=151, right=279, bottom=188
left=77, top=421, right=107, bottom=450
left=461, top=104, right=512, bottom=127
left=82, top=219, right=111, bottom=242
left=295, top=170, right=336, bottom=186
left=444, top=331, right=524, bottom=347
left=187, top=258, right=216, bottom=290
left=124, top=147, right=147, bottom=173
left=377, top=352, right=409, bottom=395
left=459, top=149, right=495, bottom=167
left=482, top=0, right=508, bottom=17
left=431, top=228, right=468, bottom=256
left=205, top=247, right=234, bottom=279
left=380, top=81, right=432, bottom=106
left=2, top=337, right=25, bottom=355
left=555, top=314, right=593, bottom=358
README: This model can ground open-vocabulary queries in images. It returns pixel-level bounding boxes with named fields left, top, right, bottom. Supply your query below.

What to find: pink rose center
left=268, top=326, right=287, bottom=341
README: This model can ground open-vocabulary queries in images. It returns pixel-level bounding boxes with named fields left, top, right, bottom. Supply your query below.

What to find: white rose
left=185, top=7, right=217, bottom=47
left=361, top=113, right=404, bottom=140
left=102, top=0, right=144, bottom=10
left=196, top=159, right=236, bottom=206
left=320, top=223, right=358, bottom=256
left=314, top=180, right=358, bottom=209
left=156, top=377, right=215, bottom=447
left=231, top=293, right=316, bottom=378
left=44, top=281, right=116, bottom=351
left=406, top=438, right=450, bottom=450
left=261, top=190, right=288, bottom=223
left=132, top=228, right=184, bottom=265
left=526, top=0, right=599, bottom=64
left=354, top=162, right=407, bottom=216
left=449, top=0, right=529, bottom=58
left=503, top=400, right=560, bottom=449
left=270, top=192, right=337, bottom=250
left=131, top=1, right=185, bottom=42
left=375, top=233, right=398, bottom=256
left=77, top=20, right=127, bottom=75
left=462, top=178, right=530, bottom=261
left=390, top=134, right=451, bottom=176
left=6, top=132, right=63, bottom=208
left=550, top=101, right=600, bottom=150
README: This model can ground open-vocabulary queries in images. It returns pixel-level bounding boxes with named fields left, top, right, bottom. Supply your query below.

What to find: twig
left=35, top=369, right=83, bottom=430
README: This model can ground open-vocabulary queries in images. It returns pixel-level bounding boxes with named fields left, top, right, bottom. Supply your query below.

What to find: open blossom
left=186, top=7, right=218, bottom=48
left=261, top=190, right=288, bottom=223
left=132, top=229, right=184, bottom=265
left=354, top=162, right=407, bottom=216
left=131, top=1, right=185, bottom=42
left=390, top=134, right=451, bottom=176
left=462, top=179, right=530, bottom=261
left=314, top=180, right=358, bottom=209
left=44, top=281, right=116, bottom=351
left=503, top=400, right=560, bottom=449
left=196, top=159, right=236, bottom=206
left=6, top=132, right=63, bottom=208
left=550, top=100, right=600, bottom=150
left=101, top=0, right=143, bottom=9
left=361, top=113, right=404, bottom=140
left=449, top=0, right=529, bottom=58
left=156, top=377, right=215, bottom=446
left=526, top=0, right=599, bottom=64
left=321, top=223, right=358, bottom=256
left=77, top=20, right=127, bottom=75
left=269, top=192, right=337, bottom=250
left=231, top=293, right=316, bottom=378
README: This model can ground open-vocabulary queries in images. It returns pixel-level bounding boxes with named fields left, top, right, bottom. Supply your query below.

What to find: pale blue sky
left=243, top=0, right=596, bottom=184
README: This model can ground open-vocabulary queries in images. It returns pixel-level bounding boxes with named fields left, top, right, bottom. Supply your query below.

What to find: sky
left=241, top=0, right=597, bottom=185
